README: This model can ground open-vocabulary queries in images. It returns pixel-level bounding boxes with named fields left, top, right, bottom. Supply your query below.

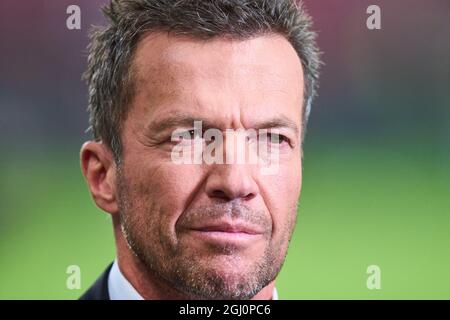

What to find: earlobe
left=80, top=141, right=119, bottom=215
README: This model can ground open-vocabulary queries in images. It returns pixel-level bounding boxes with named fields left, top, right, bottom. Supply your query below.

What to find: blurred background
left=0, top=0, right=449, bottom=299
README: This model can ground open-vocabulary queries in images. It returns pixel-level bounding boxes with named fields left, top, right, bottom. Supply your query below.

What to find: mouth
left=185, top=221, right=264, bottom=246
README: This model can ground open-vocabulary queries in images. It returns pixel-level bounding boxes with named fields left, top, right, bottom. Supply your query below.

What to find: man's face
left=117, top=32, right=304, bottom=299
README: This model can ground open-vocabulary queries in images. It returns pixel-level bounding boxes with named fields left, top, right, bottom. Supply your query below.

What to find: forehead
left=131, top=32, right=304, bottom=126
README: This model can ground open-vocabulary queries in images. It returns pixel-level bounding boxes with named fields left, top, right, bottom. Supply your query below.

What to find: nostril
left=209, top=189, right=256, bottom=202
left=243, top=192, right=256, bottom=201
left=210, top=189, right=230, bottom=200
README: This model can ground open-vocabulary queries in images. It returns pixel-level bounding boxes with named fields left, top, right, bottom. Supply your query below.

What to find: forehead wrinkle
left=145, top=109, right=299, bottom=137
left=130, top=32, right=303, bottom=135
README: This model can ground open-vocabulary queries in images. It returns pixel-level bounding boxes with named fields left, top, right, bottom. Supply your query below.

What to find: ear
left=80, top=141, right=119, bottom=215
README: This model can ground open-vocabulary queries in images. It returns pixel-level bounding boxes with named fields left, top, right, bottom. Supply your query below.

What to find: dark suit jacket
left=79, top=263, right=113, bottom=300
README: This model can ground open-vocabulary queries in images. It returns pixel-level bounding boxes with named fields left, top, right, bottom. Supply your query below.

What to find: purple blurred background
left=0, top=0, right=449, bottom=152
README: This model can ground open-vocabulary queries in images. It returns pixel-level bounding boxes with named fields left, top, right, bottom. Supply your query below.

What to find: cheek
left=269, top=156, right=301, bottom=200
left=126, top=161, right=204, bottom=237
left=261, top=159, right=302, bottom=239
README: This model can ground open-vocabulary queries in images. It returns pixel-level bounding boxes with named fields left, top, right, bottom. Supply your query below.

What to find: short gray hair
left=84, top=0, right=321, bottom=161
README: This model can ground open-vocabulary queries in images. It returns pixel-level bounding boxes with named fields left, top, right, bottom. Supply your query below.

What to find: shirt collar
left=108, top=259, right=279, bottom=300
left=108, top=260, right=143, bottom=300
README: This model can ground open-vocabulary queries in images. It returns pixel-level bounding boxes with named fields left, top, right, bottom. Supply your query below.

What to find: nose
left=205, top=163, right=259, bottom=201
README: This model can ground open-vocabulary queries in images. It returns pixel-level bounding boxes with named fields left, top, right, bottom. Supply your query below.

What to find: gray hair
left=84, top=0, right=321, bottom=161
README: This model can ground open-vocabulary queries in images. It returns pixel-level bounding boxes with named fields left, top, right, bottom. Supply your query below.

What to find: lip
left=184, top=221, right=264, bottom=245
left=189, top=221, right=264, bottom=235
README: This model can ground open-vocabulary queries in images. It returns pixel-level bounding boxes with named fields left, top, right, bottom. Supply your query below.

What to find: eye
left=185, top=129, right=197, bottom=139
left=267, top=133, right=290, bottom=145
left=180, top=129, right=203, bottom=141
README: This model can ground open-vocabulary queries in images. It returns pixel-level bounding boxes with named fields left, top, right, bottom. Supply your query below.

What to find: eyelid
left=269, top=133, right=289, bottom=143
left=170, top=128, right=293, bottom=146
left=173, top=128, right=203, bottom=140
left=261, top=131, right=293, bottom=148
left=259, top=130, right=289, bottom=138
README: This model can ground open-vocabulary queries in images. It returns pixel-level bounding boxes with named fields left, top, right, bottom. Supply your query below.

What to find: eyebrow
left=145, top=113, right=217, bottom=134
left=251, top=118, right=299, bottom=136
left=146, top=112, right=299, bottom=136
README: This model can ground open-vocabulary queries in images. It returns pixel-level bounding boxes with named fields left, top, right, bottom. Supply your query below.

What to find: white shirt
left=108, top=260, right=279, bottom=300
left=108, top=260, right=143, bottom=300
